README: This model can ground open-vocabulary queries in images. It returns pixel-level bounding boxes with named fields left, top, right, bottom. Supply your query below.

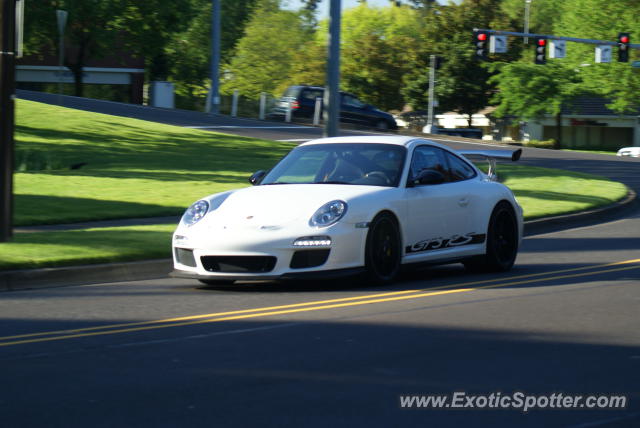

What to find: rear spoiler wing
left=458, top=148, right=522, bottom=180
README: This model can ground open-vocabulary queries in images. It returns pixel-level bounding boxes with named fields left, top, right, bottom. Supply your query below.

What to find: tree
left=490, top=62, right=583, bottom=147
left=338, top=4, right=423, bottom=110
left=501, top=0, right=561, bottom=36
left=552, top=0, right=640, bottom=114
left=402, top=0, right=520, bottom=126
left=220, top=1, right=308, bottom=98
left=24, top=0, right=197, bottom=96
left=24, top=0, right=127, bottom=97
left=166, top=0, right=261, bottom=108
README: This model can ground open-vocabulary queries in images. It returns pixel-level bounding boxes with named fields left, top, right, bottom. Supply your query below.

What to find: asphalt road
left=3, top=92, right=640, bottom=427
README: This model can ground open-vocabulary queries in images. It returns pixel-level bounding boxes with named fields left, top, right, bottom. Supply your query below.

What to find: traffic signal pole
left=0, top=0, right=17, bottom=242
left=474, top=28, right=640, bottom=50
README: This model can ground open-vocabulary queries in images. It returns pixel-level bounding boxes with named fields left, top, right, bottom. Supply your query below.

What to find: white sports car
left=616, top=147, right=640, bottom=158
left=171, top=136, right=523, bottom=285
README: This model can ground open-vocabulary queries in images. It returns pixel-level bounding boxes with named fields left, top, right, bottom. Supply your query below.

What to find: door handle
left=458, top=198, right=469, bottom=207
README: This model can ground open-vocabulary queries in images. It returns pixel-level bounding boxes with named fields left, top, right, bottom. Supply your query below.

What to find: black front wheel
left=463, top=202, right=518, bottom=272
left=364, top=212, right=402, bottom=284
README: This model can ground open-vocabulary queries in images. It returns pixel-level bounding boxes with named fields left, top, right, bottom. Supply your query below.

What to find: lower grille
left=175, top=248, right=197, bottom=267
left=201, top=256, right=277, bottom=273
left=290, top=249, right=330, bottom=269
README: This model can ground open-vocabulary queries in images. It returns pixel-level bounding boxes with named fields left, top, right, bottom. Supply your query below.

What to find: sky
left=282, top=0, right=450, bottom=17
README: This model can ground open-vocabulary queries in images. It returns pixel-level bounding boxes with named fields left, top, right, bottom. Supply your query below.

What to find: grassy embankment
left=0, top=100, right=628, bottom=270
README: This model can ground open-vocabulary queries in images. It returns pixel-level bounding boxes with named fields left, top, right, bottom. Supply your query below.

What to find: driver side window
left=409, top=146, right=450, bottom=184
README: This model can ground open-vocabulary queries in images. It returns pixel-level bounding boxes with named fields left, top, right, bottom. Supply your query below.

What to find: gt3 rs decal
left=406, top=233, right=486, bottom=254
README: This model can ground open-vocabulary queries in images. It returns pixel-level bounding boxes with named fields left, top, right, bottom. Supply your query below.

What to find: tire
left=375, top=120, right=389, bottom=131
left=463, top=202, right=518, bottom=272
left=364, top=212, right=402, bottom=284
left=198, top=279, right=235, bottom=286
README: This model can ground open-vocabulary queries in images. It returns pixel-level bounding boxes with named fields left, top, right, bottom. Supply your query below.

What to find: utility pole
left=208, top=0, right=220, bottom=114
left=323, top=0, right=341, bottom=137
left=56, top=10, right=68, bottom=105
left=523, top=0, right=532, bottom=45
left=426, top=54, right=436, bottom=132
left=0, top=0, right=17, bottom=242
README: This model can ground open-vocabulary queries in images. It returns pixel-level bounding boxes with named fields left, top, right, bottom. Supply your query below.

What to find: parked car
left=269, top=85, right=398, bottom=130
left=617, top=147, right=640, bottom=158
left=171, top=136, right=523, bottom=286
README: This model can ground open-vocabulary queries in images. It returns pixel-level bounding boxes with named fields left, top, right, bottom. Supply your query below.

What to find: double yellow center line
left=1, top=258, right=639, bottom=347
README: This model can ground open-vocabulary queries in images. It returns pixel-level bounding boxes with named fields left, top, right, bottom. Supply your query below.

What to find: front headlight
left=309, top=200, right=347, bottom=228
left=181, top=200, right=209, bottom=226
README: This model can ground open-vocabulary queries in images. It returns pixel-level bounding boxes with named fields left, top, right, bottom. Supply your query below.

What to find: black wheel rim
left=371, top=218, right=399, bottom=278
left=493, top=210, right=517, bottom=265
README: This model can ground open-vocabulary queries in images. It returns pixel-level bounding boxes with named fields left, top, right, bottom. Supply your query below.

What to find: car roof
left=300, top=135, right=439, bottom=148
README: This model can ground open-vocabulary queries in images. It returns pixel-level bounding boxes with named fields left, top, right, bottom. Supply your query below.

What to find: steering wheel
left=364, top=171, right=391, bottom=185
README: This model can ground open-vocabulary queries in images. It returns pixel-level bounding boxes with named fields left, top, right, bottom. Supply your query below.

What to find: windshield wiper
left=262, top=182, right=292, bottom=185
left=312, top=181, right=351, bottom=185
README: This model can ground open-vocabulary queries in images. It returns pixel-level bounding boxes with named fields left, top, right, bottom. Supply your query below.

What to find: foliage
left=490, top=62, right=582, bottom=121
left=500, top=0, right=561, bottom=35
left=402, top=0, right=520, bottom=124
left=220, top=1, right=309, bottom=98
left=523, top=139, right=557, bottom=149
left=552, top=0, right=640, bottom=114
left=24, top=0, right=125, bottom=96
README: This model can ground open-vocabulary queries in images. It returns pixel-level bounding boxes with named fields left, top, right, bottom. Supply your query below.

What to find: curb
left=0, top=259, right=172, bottom=292
left=0, top=190, right=636, bottom=292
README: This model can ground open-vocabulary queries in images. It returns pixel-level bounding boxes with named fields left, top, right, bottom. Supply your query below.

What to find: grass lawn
left=562, top=149, right=618, bottom=156
left=15, top=100, right=293, bottom=226
left=0, top=224, right=175, bottom=270
left=492, top=164, right=627, bottom=219
left=2, top=100, right=628, bottom=271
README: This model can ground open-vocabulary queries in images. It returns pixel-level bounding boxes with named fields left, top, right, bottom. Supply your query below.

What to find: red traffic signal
left=534, top=37, right=547, bottom=65
left=618, top=32, right=630, bottom=62
left=473, top=30, right=489, bottom=60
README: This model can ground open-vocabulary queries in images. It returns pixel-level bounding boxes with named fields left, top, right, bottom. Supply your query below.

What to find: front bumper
left=172, top=221, right=368, bottom=281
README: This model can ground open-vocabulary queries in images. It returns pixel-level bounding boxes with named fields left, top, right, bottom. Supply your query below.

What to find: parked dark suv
left=270, top=85, right=397, bottom=130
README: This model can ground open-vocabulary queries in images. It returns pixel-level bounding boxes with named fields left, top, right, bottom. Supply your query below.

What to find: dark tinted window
left=342, top=95, right=366, bottom=108
left=446, top=152, right=477, bottom=181
left=283, top=86, right=301, bottom=97
left=409, top=146, right=450, bottom=183
left=301, top=89, right=323, bottom=101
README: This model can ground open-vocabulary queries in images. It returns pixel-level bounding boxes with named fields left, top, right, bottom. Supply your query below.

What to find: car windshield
left=261, top=143, right=407, bottom=187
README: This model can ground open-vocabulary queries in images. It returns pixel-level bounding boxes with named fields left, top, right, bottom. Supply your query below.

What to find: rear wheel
left=364, top=212, right=402, bottom=284
left=463, top=202, right=518, bottom=272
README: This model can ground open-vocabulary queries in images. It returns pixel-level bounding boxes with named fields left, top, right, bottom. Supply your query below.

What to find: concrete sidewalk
left=1, top=190, right=636, bottom=292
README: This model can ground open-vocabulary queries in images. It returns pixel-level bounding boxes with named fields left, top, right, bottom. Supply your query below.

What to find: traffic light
left=618, top=33, right=630, bottom=62
left=473, top=30, right=489, bottom=60
left=534, top=38, right=547, bottom=64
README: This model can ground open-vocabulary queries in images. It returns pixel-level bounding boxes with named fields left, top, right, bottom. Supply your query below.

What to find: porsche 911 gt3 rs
left=171, top=136, right=523, bottom=285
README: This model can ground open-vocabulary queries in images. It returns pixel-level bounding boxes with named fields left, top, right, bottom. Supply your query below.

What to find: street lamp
left=524, top=0, right=532, bottom=44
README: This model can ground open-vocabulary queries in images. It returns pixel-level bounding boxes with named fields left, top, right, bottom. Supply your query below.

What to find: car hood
left=204, top=184, right=385, bottom=227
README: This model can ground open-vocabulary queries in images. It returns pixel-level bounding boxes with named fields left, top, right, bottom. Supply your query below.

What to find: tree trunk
left=554, top=111, right=562, bottom=149
left=69, top=39, right=87, bottom=98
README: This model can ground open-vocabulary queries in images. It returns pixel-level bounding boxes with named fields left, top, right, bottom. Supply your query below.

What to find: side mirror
left=408, top=169, right=445, bottom=187
left=249, top=170, right=266, bottom=185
